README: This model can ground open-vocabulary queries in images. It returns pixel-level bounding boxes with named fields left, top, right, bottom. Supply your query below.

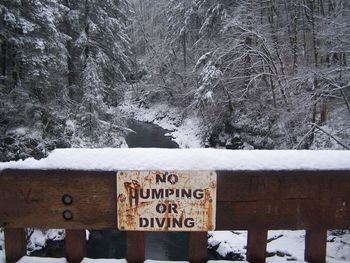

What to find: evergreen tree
left=72, top=0, right=132, bottom=146
left=0, top=0, right=133, bottom=161
left=0, top=0, right=69, bottom=161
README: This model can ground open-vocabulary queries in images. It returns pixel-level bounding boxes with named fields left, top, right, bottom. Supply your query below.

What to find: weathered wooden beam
left=66, top=229, right=86, bottom=263
left=0, top=170, right=116, bottom=229
left=216, top=170, right=350, bottom=230
left=126, top=231, right=145, bottom=263
left=189, top=232, right=207, bottom=263
left=305, top=228, right=327, bottom=263
left=246, top=228, right=267, bottom=263
left=1, top=169, right=350, bottom=232
left=4, top=228, right=26, bottom=263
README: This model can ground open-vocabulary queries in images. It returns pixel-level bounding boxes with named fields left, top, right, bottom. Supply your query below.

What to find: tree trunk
left=1, top=41, right=6, bottom=81
left=183, top=29, right=187, bottom=72
left=84, top=0, right=91, bottom=62
left=64, top=0, right=76, bottom=87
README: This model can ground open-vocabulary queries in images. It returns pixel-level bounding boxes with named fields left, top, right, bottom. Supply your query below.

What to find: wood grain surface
left=246, top=229, right=268, bottom=263
left=0, top=169, right=116, bottom=229
left=189, top=232, right=207, bottom=263
left=66, top=229, right=86, bottom=263
left=305, top=228, right=327, bottom=263
left=216, top=170, right=350, bottom=230
left=4, top=228, right=26, bottom=263
left=126, top=231, right=145, bottom=263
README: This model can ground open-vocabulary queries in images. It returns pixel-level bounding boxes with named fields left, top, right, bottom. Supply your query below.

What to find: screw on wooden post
left=246, top=228, right=268, bottom=263
left=4, top=228, right=26, bottom=263
left=189, top=232, right=207, bottom=263
left=305, top=228, right=327, bottom=263
left=65, top=229, right=86, bottom=263
left=126, top=231, right=145, bottom=263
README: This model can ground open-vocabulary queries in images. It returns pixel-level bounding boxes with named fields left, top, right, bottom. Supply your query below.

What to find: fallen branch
left=340, top=90, right=350, bottom=115
left=293, top=126, right=315, bottom=149
left=312, top=123, right=349, bottom=150
left=267, top=234, right=283, bottom=243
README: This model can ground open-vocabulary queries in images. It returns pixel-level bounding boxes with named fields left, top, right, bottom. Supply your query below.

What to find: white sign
left=116, top=171, right=216, bottom=231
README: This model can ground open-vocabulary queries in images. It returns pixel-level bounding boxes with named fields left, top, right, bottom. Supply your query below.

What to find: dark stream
left=125, top=120, right=179, bottom=148
left=88, top=120, right=188, bottom=260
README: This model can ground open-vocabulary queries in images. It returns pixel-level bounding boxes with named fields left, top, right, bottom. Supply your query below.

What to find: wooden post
left=246, top=228, right=268, bottom=263
left=189, top=232, right=207, bottom=263
left=305, top=229, right=327, bottom=263
left=65, top=229, right=86, bottom=263
left=126, top=232, right=145, bottom=263
left=4, top=228, right=26, bottom=263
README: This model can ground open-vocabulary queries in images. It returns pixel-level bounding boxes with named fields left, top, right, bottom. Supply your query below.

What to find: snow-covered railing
left=1, top=149, right=350, bottom=263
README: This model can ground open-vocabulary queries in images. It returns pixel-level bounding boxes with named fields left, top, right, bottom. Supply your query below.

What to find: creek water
left=125, top=120, right=179, bottom=149
left=88, top=120, right=189, bottom=260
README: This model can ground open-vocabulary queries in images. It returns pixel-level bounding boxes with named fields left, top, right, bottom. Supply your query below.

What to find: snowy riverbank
left=119, top=96, right=203, bottom=148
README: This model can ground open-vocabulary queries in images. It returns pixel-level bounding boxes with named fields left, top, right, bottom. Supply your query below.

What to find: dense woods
left=0, top=0, right=131, bottom=161
left=1, top=0, right=350, bottom=161
left=130, top=0, right=350, bottom=150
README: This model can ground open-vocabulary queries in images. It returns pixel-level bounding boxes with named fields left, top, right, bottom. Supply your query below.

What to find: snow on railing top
left=0, top=148, right=350, bottom=172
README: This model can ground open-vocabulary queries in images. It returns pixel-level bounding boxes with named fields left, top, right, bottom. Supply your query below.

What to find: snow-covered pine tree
left=0, top=0, right=69, bottom=161
left=66, top=0, right=132, bottom=146
left=0, top=0, right=133, bottom=160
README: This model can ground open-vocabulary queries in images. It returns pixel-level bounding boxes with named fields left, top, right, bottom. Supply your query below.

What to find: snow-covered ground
left=208, top=230, right=350, bottom=262
left=119, top=94, right=202, bottom=148
left=0, top=229, right=65, bottom=262
left=27, top=229, right=65, bottom=254
left=0, top=230, right=350, bottom=263
left=1, top=228, right=350, bottom=262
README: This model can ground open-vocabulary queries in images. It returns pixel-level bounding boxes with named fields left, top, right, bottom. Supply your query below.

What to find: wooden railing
left=1, top=169, right=350, bottom=263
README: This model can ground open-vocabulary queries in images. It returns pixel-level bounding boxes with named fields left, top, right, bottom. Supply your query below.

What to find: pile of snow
left=208, top=231, right=247, bottom=260
left=267, top=230, right=305, bottom=261
left=327, top=231, right=350, bottom=261
left=27, top=229, right=65, bottom=254
left=1, top=149, right=350, bottom=172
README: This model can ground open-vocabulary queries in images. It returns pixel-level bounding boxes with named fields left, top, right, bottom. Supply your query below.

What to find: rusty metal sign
left=116, top=171, right=216, bottom=231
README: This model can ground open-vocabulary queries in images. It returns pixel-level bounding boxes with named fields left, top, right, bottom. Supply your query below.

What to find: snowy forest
left=1, top=0, right=350, bottom=161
